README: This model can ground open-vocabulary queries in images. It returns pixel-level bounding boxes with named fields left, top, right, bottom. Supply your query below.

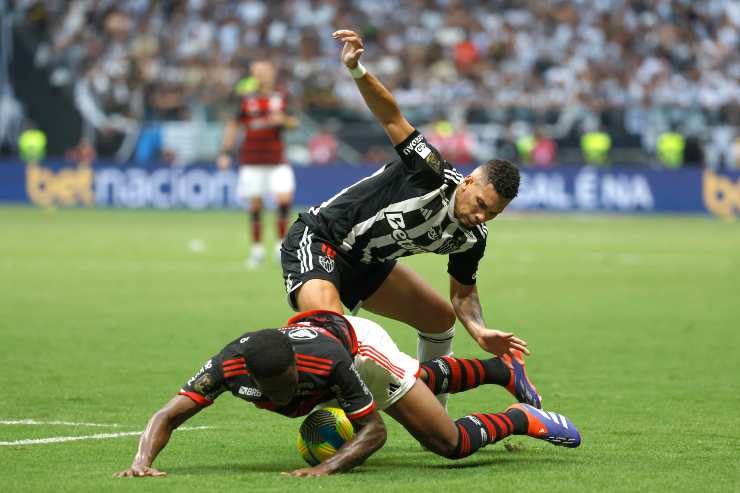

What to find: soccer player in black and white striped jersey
left=280, top=30, right=528, bottom=410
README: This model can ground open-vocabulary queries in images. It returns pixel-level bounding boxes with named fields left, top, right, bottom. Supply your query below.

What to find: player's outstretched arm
left=450, top=276, right=530, bottom=357
left=283, top=411, right=387, bottom=477
left=333, top=29, right=415, bottom=146
left=113, top=395, right=204, bottom=478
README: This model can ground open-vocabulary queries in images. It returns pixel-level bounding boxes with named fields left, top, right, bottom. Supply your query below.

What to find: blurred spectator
left=8, top=0, right=739, bottom=164
left=531, top=129, right=557, bottom=167
left=65, top=139, right=97, bottom=166
left=732, top=137, right=740, bottom=170
left=309, top=124, right=339, bottom=165
left=425, top=120, right=476, bottom=165
left=364, top=145, right=393, bottom=165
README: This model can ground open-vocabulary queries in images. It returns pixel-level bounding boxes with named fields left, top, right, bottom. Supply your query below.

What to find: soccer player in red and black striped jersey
left=114, top=311, right=580, bottom=478
left=218, top=60, right=298, bottom=269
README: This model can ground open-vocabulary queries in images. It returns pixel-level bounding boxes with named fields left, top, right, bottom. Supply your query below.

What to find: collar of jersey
left=447, top=189, right=461, bottom=224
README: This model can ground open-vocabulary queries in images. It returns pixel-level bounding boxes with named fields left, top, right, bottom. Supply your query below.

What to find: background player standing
left=218, top=60, right=298, bottom=269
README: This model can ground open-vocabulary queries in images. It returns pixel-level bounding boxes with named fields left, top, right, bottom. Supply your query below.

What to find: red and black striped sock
left=250, top=210, right=262, bottom=243
left=452, top=409, right=527, bottom=459
left=277, top=204, right=290, bottom=239
left=420, top=356, right=511, bottom=395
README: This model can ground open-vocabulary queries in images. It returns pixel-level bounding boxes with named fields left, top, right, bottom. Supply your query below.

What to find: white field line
left=0, top=419, right=122, bottom=427
left=0, top=425, right=211, bottom=446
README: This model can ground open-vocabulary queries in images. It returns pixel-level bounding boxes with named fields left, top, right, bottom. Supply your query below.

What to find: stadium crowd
left=11, top=0, right=740, bottom=166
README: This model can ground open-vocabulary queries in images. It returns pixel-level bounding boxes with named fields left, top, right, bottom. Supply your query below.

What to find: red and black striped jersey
left=236, top=90, right=288, bottom=166
left=178, top=311, right=375, bottom=421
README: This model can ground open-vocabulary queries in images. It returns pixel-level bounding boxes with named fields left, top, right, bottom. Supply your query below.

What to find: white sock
left=417, top=326, right=455, bottom=410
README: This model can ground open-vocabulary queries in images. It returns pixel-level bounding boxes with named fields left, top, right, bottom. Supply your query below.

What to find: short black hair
left=481, top=159, right=520, bottom=199
left=242, top=329, right=295, bottom=378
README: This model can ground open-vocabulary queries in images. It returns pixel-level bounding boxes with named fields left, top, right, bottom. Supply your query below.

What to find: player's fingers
left=511, top=343, right=530, bottom=355
left=150, top=471, right=167, bottom=477
left=337, top=33, right=363, bottom=45
left=511, top=336, right=528, bottom=346
left=332, top=29, right=358, bottom=38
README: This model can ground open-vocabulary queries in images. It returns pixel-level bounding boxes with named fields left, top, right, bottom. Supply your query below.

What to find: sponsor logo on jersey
left=427, top=225, right=442, bottom=240
left=415, top=142, right=431, bottom=159
left=385, top=211, right=425, bottom=254
left=420, top=207, right=434, bottom=220
left=288, top=328, right=318, bottom=340
left=193, top=373, right=216, bottom=394
left=187, top=359, right=213, bottom=386
left=402, top=134, right=425, bottom=156
left=319, top=255, right=335, bottom=273
left=238, top=386, right=262, bottom=397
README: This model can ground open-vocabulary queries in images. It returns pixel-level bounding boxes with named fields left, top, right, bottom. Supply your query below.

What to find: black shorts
left=280, top=220, right=396, bottom=312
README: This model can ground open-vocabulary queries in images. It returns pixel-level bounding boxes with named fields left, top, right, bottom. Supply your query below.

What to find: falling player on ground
left=114, top=311, right=579, bottom=478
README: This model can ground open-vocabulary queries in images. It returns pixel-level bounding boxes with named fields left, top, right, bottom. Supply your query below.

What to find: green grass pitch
left=1, top=206, right=738, bottom=492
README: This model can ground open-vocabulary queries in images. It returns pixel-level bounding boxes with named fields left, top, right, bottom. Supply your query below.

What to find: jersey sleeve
left=447, top=237, right=486, bottom=285
left=178, top=357, right=228, bottom=406
left=329, top=353, right=376, bottom=421
left=394, top=130, right=462, bottom=187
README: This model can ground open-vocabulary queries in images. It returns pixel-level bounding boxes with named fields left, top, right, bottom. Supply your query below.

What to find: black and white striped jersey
left=298, top=130, right=487, bottom=285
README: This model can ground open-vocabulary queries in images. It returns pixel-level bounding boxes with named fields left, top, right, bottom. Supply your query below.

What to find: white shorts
left=339, top=316, right=419, bottom=411
left=236, top=164, right=295, bottom=200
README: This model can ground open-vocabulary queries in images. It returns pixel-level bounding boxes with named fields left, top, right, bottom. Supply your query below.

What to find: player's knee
left=428, top=303, right=456, bottom=332
left=424, top=436, right=459, bottom=459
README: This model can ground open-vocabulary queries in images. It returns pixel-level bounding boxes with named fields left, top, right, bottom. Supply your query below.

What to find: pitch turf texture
left=1, top=206, right=738, bottom=492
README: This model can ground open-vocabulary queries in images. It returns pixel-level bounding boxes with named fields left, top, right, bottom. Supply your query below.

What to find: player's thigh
left=295, top=279, right=343, bottom=313
left=345, top=316, right=420, bottom=409
left=270, top=164, right=295, bottom=204
left=363, top=263, right=455, bottom=333
left=237, top=166, right=270, bottom=202
left=384, top=379, right=458, bottom=457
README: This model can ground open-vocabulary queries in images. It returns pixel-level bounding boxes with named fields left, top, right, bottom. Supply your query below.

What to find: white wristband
left=349, top=62, right=367, bottom=79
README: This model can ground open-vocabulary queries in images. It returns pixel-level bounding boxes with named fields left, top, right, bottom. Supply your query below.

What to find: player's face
left=454, top=174, right=511, bottom=228
left=253, top=365, right=299, bottom=406
left=251, top=61, right=275, bottom=88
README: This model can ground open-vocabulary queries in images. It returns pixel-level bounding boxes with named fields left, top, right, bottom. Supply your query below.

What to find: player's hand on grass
left=281, top=465, right=332, bottom=477
left=476, top=329, right=529, bottom=357
left=112, top=465, right=167, bottom=478
left=332, top=29, right=364, bottom=69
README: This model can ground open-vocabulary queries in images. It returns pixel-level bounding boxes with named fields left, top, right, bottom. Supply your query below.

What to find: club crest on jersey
left=319, top=255, right=335, bottom=273
left=288, top=328, right=318, bottom=340
left=427, top=226, right=442, bottom=240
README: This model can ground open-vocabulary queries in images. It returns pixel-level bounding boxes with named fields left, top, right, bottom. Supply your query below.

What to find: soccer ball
left=296, top=407, right=355, bottom=466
